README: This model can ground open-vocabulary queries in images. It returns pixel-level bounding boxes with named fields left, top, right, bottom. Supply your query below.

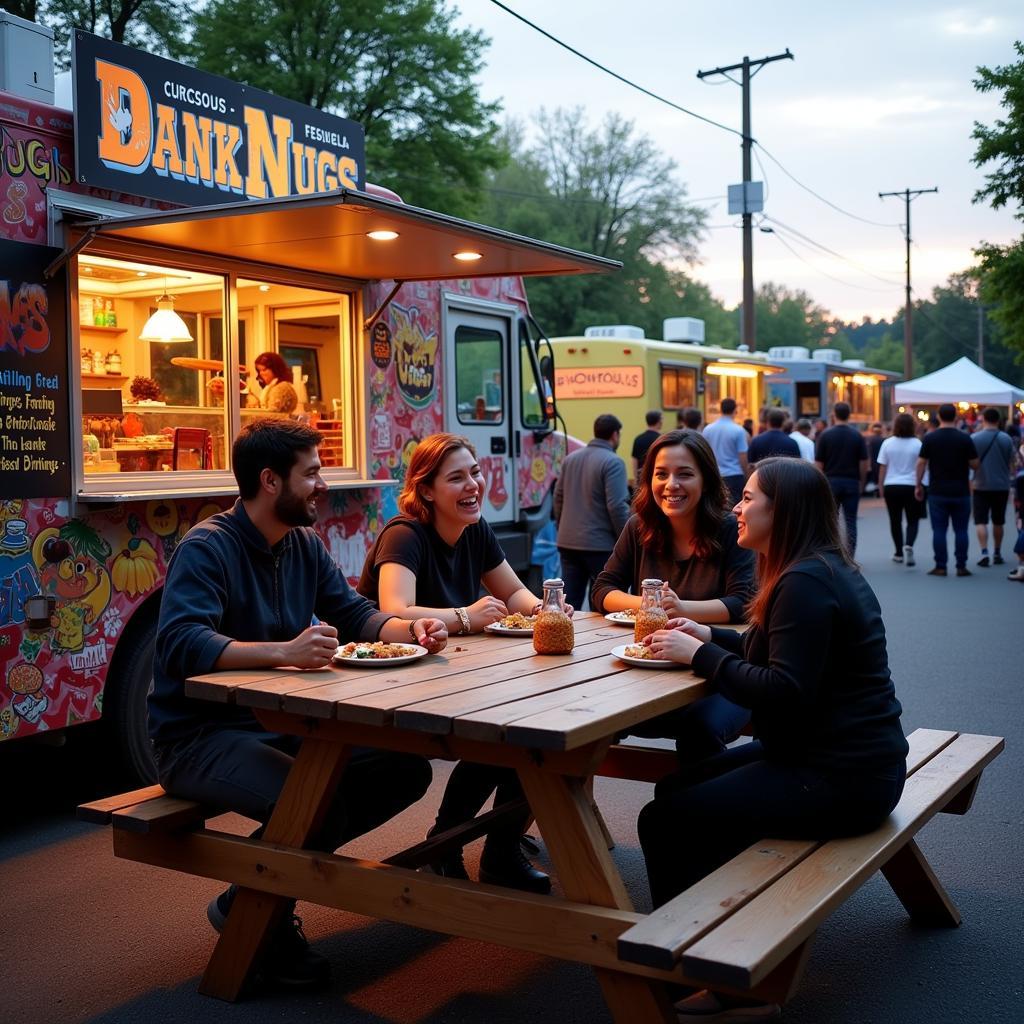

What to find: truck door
left=444, top=301, right=516, bottom=527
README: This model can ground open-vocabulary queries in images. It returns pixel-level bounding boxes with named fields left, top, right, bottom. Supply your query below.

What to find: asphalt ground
left=3, top=497, right=1022, bottom=1024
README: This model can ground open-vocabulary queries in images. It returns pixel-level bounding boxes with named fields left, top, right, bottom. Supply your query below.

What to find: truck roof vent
left=812, top=348, right=842, bottom=362
left=583, top=325, right=645, bottom=339
left=663, top=317, right=705, bottom=344
left=767, top=346, right=810, bottom=360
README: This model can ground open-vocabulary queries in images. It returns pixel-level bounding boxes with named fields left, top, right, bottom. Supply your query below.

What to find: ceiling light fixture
left=453, top=250, right=482, bottom=262
left=366, top=230, right=399, bottom=241
left=139, top=282, right=193, bottom=344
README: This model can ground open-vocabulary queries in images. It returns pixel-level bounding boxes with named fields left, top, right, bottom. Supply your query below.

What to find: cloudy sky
left=453, top=0, right=1023, bottom=324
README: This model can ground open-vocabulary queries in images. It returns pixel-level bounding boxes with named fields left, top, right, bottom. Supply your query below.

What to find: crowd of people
left=146, top=396, right=1021, bottom=1018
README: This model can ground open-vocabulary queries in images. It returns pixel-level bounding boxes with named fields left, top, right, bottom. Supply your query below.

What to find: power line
left=763, top=226, right=899, bottom=293
left=754, top=142, right=903, bottom=229
left=488, top=0, right=743, bottom=139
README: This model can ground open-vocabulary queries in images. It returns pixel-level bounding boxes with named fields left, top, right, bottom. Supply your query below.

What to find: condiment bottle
left=92, top=349, right=105, bottom=374
left=93, top=296, right=105, bottom=326
left=634, top=578, right=669, bottom=644
left=104, top=299, right=117, bottom=327
left=533, top=578, right=574, bottom=654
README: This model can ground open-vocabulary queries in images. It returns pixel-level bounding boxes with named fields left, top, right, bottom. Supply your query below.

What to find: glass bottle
left=634, top=578, right=668, bottom=644
left=533, top=578, right=574, bottom=654
left=92, top=296, right=105, bottom=326
left=104, top=299, right=117, bottom=327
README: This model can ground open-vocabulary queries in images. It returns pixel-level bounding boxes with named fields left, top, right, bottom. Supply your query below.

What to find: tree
left=972, top=41, right=1024, bottom=362
left=481, top=110, right=707, bottom=336
left=740, top=282, right=831, bottom=352
left=188, top=0, right=502, bottom=217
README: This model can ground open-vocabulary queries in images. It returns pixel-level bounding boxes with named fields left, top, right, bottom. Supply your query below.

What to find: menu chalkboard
left=0, top=241, right=70, bottom=499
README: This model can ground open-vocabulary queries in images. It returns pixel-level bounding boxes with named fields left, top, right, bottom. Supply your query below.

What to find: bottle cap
left=543, top=578, right=564, bottom=587
left=641, top=578, right=664, bottom=587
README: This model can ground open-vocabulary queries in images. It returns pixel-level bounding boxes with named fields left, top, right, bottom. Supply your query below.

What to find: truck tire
left=103, top=606, right=159, bottom=785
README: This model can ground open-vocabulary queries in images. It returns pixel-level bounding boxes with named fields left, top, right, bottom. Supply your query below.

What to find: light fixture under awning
left=62, top=188, right=621, bottom=283
left=705, top=361, right=783, bottom=376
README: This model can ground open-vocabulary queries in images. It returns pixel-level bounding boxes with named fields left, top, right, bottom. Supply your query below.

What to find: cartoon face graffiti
left=6, top=662, right=48, bottom=725
left=392, top=304, right=438, bottom=408
left=30, top=528, right=112, bottom=639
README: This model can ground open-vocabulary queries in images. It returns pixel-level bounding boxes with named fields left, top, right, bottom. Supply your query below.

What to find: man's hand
left=468, top=596, right=509, bottom=630
left=412, top=618, right=448, bottom=653
left=284, top=623, right=339, bottom=669
left=665, top=617, right=712, bottom=644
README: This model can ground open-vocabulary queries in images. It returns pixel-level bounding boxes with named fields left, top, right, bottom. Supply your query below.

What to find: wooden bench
left=615, top=727, right=1004, bottom=1005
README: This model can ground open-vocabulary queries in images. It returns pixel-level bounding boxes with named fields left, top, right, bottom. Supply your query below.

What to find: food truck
left=0, top=26, right=615, bottom=780
left=548, top=320, right=781, bottom=476
left=762, top=347, right=900, bottom=428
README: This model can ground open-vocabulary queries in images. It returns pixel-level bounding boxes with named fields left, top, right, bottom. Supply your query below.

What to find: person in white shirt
left=792, top=418, right=816, bottom=461
left=877, top=413, right=924, bottom=566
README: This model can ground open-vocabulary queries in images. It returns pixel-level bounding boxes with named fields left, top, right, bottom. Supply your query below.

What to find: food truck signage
left=71, top=32, right=365, bottom=206
left=554, top=365, right=645, bottom=400
left=0, top=241, right=70, bottom=500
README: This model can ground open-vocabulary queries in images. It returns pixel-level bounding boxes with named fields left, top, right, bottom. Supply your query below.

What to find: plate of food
left=604, top=609, right=638, bottom=626
left=333, top=641, right=428, bottom=666
left=484, top=613, right=537, bottom=636
left=610, top=643, right=677, bottom=668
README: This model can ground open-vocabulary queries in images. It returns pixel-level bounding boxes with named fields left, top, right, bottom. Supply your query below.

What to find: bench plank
left=111, top=795, right=210, bottom=834
left=616, top=727, right=966, bottom=972
left=679, top=732, right=1003, bottom=989
left=77, top=785, right=168, bottom=824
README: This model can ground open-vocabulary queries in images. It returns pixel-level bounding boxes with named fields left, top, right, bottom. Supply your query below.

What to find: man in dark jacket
left=151, top=419, right=446, bottom=987
left=815, top=402, right=868, bottom=555
left=747, top=408, right=801, bottom=464
left=554, top=413, right=630, bottom=609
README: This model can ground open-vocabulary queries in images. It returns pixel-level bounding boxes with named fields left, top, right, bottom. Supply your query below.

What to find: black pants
left=558, top=547, right=612, bottom=611
left=155, top=724, right=432, bottom=852
left=883, top=484, right=923, bottom=552
left=637, top=740, right=905, bottom=908
left=828, top=477, right=861, bottom=556
left=434, top=762, right=529, bottom=847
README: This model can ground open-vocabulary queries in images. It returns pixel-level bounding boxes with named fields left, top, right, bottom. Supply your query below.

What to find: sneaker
left=892, top=553, right=903, bottom=563
left=207, top=888, right=329, bottom=988
left=994, top=553, right=1005, bottom=565
left=927, top=566, right=947, bottom=577
left=479, top=837, right=552, bottom=894
left=1007, top=566, right=1024, bottom=581
left=903, top=545, right=915, bottom=567
left=977, top=556, right=990, bottom=567
left=675, top=989, right=781, bottom=1021
left=956, top=567, right=972, bottom=577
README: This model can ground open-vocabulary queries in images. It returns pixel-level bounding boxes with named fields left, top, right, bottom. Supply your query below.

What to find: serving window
left=75, top=254, right=355, bottom=484
left=660, top=363, right=697, bottom=410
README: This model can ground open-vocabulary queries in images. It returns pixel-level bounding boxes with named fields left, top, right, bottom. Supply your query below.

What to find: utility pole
left=878, top=187, right=938, bottom=380
left=698, top=49, right=793, bottom=351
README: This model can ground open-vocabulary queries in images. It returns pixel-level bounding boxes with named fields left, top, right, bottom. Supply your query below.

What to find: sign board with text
left=0, top=241, right=70, bottom=498
left=554, top=365, right=644, bottom=400
left=72, top=32, right=365, bottom=206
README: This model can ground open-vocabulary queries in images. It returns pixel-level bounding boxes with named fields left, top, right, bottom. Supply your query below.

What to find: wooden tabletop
left=185, top=612, right=709, bottom=752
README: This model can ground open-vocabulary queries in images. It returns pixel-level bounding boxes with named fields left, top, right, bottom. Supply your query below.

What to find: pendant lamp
left=139, top=282, right=193, bottom=343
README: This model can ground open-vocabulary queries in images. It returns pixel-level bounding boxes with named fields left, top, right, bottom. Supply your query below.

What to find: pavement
left=3, top=497, right=1022, bottom=1024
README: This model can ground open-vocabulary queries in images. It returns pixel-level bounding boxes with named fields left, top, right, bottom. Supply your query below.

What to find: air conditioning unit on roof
left=812, top=348, right=842, bottom=362
left=767, top=346, right=810, bottom=360
left=663, top=317, right=705, bottom=343
left=583, top=325, right=645, bottom=339
left=842, top=359, right=866, bottom=368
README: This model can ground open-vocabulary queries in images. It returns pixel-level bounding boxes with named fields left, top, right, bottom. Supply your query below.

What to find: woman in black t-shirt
left=358, top=433, right=550, bottom=892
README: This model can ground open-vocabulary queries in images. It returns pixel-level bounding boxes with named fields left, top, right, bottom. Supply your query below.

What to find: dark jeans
left=883, top=484, right=923, bottom=553
left=434, top=762, right=529, bottom=848
left=630, top=695, right=751, bottom=763
left=155, top=725, right=432, bottom=852
left=637, top=740, right=906, bottom=908
left=828, top=476, right=861, bottom=556
left=722, top=474, right=745, bottom=509
left=927, top=494, right=972, bottom=569
left=558, top=547, right=612, bottom=611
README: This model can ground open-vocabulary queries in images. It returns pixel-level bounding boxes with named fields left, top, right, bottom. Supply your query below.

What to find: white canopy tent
left=894, top=356, right=1024, bottom=406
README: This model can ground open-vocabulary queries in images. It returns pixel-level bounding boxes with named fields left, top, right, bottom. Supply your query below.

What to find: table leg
left=198, top=737, right=352, bottom=1000
left=517, top=763, right=676, bottom=1024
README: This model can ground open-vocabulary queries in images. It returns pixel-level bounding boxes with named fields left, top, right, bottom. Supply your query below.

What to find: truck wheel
left=104, top=608, right=159, bottom=785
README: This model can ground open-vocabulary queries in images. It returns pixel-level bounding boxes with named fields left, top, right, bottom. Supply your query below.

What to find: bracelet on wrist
left=454, top=606, right=471, bottom=635
left=408, top=620, right=418, bottom=643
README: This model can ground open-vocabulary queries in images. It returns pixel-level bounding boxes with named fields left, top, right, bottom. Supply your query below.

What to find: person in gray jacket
left=554, top=413, right=631, bottom=609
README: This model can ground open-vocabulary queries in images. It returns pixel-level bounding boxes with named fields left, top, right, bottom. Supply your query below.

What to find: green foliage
left=972, top=41, right=1024, bottom=212
left=975, top=241, right=1024, bottom=365
left=188, top=0, right=502, bottom=217
left=742, top=282, right=832, bottom=352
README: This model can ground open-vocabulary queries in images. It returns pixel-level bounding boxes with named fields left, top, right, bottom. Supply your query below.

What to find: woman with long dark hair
left=358, top=433, right=550, bottom=892
left=637, top=459, right=907, bottom=1018
left=592, top=429, right=755, bottom=758
left=252, top=351, right=298, bottom=414
left=878, top=412, right=925, bottom=566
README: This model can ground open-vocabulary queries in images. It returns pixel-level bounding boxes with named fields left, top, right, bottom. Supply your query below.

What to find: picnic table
left=155, top=611, right=704, bottom=1020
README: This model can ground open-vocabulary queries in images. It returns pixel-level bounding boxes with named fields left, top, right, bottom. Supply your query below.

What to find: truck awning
left=59, top=188, right=620, bottom=283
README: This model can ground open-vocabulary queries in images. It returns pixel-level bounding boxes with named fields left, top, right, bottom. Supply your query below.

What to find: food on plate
left=609, top=608, right=638, bottom=620
left=495, top=612, right=536, bottom=630
left=624, top=644, right=657, bottom=660
left=337, top=641, right=418, bottom=660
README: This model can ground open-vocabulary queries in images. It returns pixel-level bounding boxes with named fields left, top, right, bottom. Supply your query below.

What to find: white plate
left=333, top=644, right=428, bottom=667
left=604, top=612, right=637, bottom=627
left=610, top=643, right=677, bottom=668
left=484, top=622, right=535, bottom=636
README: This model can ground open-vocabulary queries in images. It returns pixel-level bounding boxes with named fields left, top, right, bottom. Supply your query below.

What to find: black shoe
left=426, top=824, right=470, bottom=880
left=479, top=838, right=552, bottom=894
left=994, top=553, right=1005, bottom=565
left=927, top=566, right=947, bottom=577
left=206, top=885, right=236, bottom=931
left=263, top=914, right=331, bottom=988
left=956, top=567, right=972, bottom=577
left=977, top=556, right=990, bottom=567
